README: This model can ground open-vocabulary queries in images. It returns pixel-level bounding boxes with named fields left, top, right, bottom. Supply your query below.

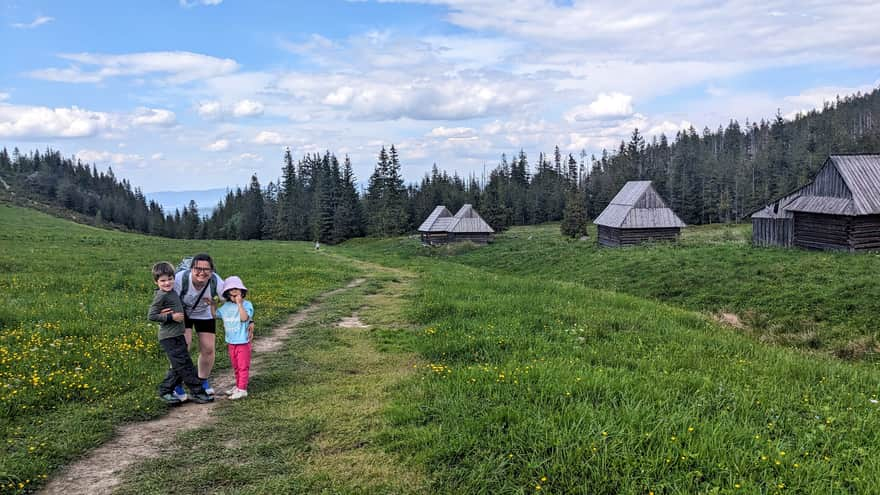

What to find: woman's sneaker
left=173, top=385, right=188, bottom=402
left=201, top=379, right=215, bottom=395
left=224, top=387, right=239, bottom=396
left=229, top=389, right=248, bottom=400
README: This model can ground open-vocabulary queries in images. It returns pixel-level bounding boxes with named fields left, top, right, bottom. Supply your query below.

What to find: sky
left=1, top=0, right=879, bottom=194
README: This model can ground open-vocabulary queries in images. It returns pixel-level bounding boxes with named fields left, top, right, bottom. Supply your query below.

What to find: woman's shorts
left=185, top=317, right=217, bottom=334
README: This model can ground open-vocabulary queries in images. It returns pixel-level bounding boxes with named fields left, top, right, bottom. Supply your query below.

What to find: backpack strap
left=180, top=270, right=190, bottom=300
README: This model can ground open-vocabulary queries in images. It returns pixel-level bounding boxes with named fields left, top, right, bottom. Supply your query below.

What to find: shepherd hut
left=594, top=180, right=686, bottom=247
left=750, top=190, right=800, bottom=248
left=418, top=204, right=495, bottom=245
left=751, top=154, right=880, bottom=251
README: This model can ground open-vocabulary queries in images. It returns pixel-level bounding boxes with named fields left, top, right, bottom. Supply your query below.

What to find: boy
left=148, top=262, right=213, bottom=404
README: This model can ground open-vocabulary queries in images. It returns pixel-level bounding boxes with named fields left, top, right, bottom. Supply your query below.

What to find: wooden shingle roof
left=754, top=154, right=880, bottom=217
left=594, top=181, right=686, bottom=228
left=418, top=204, right=494, bottom=233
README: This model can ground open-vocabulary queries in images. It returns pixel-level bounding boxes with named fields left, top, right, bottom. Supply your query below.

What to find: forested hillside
left=2, top=86, right=878, bottom=241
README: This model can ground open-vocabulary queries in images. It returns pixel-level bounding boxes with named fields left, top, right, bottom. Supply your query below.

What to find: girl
left=216, top=276, right=254, bottom=400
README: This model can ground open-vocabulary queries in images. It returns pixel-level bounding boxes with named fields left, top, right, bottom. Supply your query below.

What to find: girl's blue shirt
left=217, top=300, right=254, bottom=344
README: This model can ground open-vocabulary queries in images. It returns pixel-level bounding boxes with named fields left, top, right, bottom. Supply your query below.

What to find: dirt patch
left=337, top=314, right=369, bottom=329
left=39, top=278, right=366, bottom=495
left=716, top=312, right=744, bottom=328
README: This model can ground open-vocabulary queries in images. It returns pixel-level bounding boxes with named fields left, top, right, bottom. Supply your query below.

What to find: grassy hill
left=4, top=205, right=880, bottom=493
left=0, top=204, right=360, bottom=492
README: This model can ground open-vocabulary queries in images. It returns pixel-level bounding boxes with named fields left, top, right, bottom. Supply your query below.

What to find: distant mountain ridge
left=145, top=188, right=231, bottom=214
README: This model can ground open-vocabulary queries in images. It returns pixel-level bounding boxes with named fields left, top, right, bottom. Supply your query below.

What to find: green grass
left=7, top=207, right=880, bottom=494
left=344, top=222, right=880, bottom=359
left=117, top=270, right=428, bottom=494
left=0, top=204, right=361, bottom=493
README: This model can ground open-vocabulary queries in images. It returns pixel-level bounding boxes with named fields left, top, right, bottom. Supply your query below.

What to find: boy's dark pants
left=158, top=335, right=206, bottom=395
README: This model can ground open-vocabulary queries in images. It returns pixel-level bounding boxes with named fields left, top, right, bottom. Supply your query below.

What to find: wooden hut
left=418, top=204, right=495, bottom=245
left=751, top=154, right=880, bottom=251
left=594, top=181, right=686, bottom=247
left=750, top=190, right=800, bottom=247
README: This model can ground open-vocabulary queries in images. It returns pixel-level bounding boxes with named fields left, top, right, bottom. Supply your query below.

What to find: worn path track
left=39, top=278, right=366, bottom=495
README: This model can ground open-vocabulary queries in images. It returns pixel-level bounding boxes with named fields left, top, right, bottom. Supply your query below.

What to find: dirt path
left=39, top=278, right=366, bottom=495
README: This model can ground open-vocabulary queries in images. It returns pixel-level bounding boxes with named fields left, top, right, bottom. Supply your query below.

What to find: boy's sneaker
left=189, top=392, right=214, bottom=404
left=173, top=385, right=188, bottom=402
left=160, top=393, right=182, bottom=405
left=202, top=379, right=215, bottom=395
left=224, top=387, right=239, bottom=396
left=229, top=389, right=248, bottom=400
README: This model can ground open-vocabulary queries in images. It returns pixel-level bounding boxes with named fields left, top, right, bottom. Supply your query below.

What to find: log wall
left=598, top=225, right=680, bottom=247
left=793, top=212, right=851, bottom=250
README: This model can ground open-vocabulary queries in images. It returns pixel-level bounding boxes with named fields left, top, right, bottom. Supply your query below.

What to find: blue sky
left=2, top=0, right=879, bottom=194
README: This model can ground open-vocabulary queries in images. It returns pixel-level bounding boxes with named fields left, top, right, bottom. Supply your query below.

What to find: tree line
left=2, top=86, right=878, bottom=241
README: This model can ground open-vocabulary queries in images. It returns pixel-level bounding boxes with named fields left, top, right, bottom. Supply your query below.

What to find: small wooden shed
left=594, top=181, right=686, bottom=247
left=751, top=154, right=880, bottom=251
left=418, top=204, right=495, bottom=245
left=750, top=190, right=800, bottom=248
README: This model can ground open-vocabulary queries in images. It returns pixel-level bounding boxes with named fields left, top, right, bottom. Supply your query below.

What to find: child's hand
left=172, top=311, right=185, bottom=322
left=248, top=327, right=254, bottom=342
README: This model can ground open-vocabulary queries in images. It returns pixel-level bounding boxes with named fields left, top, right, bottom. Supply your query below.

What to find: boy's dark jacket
left=148, top=289, right=186, bottom=340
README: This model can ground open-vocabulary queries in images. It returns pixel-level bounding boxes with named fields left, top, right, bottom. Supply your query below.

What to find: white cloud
left=428, top=126, right=475, bottom=138
left=253, top=131, right=284, bottom=145
left=197, top=101, right=223, bottom=120
left=646, top=120, right=694, bottom=139
left=565, top=92, right=633, bottom=122
left=0, top=104, right=117, bottom=139
left=12, top=16, right=54, bottom=29
left=30, top=51, right=240, bottom=84
left=76, top=149, right=143, bottom=165
left=303, top=77, right=535, bottom=121
left=205, top=139, right=230, bottom=151
left=0, top=93, right=9, bottom=101
left=151, top=153, right=165, bottom=160
left=197, top=99, right=264, bottom=119
left=232, top=99, right=264, bottom=117
left=131, top=107, right=177, bottom=127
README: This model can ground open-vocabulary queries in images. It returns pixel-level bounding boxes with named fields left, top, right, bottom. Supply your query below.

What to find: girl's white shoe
left=229, top=389, right=248, bottom=400
left=224, top=387, right=239, bottom=396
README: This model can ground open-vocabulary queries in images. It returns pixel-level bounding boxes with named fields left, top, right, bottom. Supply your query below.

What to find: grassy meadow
left=5, top=204, right=880, bottom=494
left=346, top=223, right=880, bottom=360
left=0, top=204, right=361, bottom=492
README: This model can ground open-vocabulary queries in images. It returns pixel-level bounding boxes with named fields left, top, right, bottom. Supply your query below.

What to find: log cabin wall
left=599, top=225, right=680, bottom=247
left=793, top=212, right=851, bottom=251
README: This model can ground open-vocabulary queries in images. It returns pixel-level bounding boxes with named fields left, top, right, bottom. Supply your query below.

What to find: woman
left=174, top=253, right=224, bottom=395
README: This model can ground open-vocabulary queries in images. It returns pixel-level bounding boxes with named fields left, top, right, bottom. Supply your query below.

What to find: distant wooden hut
left=751, top=154, right=880, bottom=251
left=594, top=181, right=686, bottom=247
left=418, top=204, right=495, bottom=245
left=750, top=190, right=800, bottom=248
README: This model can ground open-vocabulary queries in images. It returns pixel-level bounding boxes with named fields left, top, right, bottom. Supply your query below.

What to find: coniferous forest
left=1, top=87, right=879, bottom=243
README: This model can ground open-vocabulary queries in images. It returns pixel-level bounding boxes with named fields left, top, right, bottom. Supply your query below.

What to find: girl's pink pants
left=228, top=343, right=251, bottom=390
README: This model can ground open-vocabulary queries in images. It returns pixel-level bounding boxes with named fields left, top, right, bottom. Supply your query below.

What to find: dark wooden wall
left=598, top=225, right=680, bottom=247
left=752, top=218, right=793, bottom=247
left=793, top=212, right=851, bottom=250
left=849, top=215, right=880, bottom=250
